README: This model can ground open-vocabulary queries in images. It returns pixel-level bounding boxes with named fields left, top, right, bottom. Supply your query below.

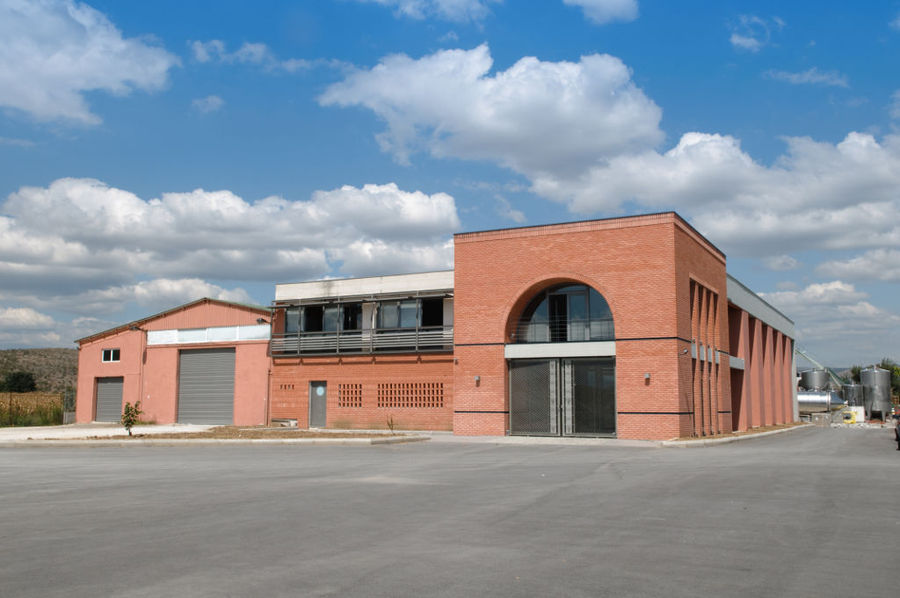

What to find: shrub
left=122, top=401, right=143, bottom=436
left=0, top=371, right=37, bottom=393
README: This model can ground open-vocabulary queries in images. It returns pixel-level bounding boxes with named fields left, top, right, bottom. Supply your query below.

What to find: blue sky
left=0, top=0, right=898, bottom=366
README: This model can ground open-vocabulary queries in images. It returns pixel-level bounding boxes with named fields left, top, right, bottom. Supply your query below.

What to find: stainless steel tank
left=861, top=367, right=892, bottom=419
left=841, top=384, right=863, bottom=406
left=797, top=390, right=845, bottom=414
left=800, top=369, right=830, bottom=391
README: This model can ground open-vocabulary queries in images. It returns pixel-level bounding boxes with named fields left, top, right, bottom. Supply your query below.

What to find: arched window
left=515, top=284, right=613, bottom=343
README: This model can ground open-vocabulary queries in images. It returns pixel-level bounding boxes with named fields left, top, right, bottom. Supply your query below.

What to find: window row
left=282, top=297, right=447, bottom=334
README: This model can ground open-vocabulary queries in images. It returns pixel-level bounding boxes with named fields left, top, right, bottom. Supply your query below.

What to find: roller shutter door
left=177, top=348, right=235, bottom=424
left=95, top=377, right=124, bottom=422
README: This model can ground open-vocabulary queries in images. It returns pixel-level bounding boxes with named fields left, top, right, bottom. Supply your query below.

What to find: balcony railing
left=513, top=317, right=613, bottom=343
left=271, top=326, right=453, bottom=356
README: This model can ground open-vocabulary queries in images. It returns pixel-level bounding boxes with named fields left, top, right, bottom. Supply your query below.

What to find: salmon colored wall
left=76, top=301, right=270, bottom=425
left=270, top=354, right=454, bottom=430
left=142, top=301, right=268, bottom=331
left=76, top=327, right=145, bottom=423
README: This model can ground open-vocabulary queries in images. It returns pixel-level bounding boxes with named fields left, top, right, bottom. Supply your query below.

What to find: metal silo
left=860, top=367, right=892, bottom=419
left=841, top=383, right=863, bottom=406
left=800, top=369, right=830, bottom=391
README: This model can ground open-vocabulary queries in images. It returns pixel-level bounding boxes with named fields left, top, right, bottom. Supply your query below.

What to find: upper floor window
left=516, top=284, right=613, bottom=343
left=101, top=348, right=120, bottom=362
left=284, top=303, right=363, bottom=334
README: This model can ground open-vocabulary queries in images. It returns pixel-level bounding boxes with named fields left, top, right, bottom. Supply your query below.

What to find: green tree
left=850, top=365, right=862, bottom=384
left=0, top=371, right=37, bottom=393
left=877, top=358, right=900, bottom=397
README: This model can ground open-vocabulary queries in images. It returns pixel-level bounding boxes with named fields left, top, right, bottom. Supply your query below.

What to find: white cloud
left=353, top=0, right=498, bottom=22
left=0, top=178, right=459, bottom=308
left=0, top=0, right=179, bottom=124
left=817, top=249, right=900, bottom=282
left=192, top=95, right=224, bottom=113
left=0, top=136, right=35, bottom=147
left=890, top=90, right=900, bottom=121
left=0, top=307, right=54, bottom=330
left=891, top=13, right=900, bottom=31
left=563, top=0, right=638, bottom=25
left=764, top=255, right=800, bottom=271
left=761, top=281, right=900, bottom=364
left=764, top=67, right=848, bottom=88
left=320, top=44, right=663, bottom=175
left=729, top=15, right=783, bottom=53
left=63, top=278, right=255, bottom=315
left=494, top=196, right=526, bottom=224
left=189, top=39, right=335, bottom=73
left=529, top=131, right=900, bottom=259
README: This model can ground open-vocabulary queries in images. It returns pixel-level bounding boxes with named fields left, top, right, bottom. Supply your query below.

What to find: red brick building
left=269, top=212, right=796, bottom=440
left=75, top=212, right=795, bottom=440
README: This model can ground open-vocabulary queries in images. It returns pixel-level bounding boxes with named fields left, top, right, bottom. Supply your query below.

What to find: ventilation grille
left=337, top=383, right=363, bottom=408
left=377, top=382, right=444, bottom=408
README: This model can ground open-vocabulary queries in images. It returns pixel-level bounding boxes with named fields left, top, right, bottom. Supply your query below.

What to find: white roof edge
left=275, top=270, right=455, bottom=301
left=726, top=275, right=795, bottom=339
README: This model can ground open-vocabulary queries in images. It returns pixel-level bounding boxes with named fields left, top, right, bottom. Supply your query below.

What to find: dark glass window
left=342, top=303, right=362, bottom=330
left=420, top=298, right=443, bottom=327
left=285, top=307, right=300, bottom=334
left=304, top=305, right=323, bottom=332
left=517, top=284, right=613, bottom=343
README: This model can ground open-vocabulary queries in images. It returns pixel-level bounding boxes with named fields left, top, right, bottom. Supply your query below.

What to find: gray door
left=309, top=381, right=327, bottom=428
left=177, top=348, right=235, bottom=424
left=95, top=377, right=124, bottom=422
left=509, top=358, right=616, bottom=436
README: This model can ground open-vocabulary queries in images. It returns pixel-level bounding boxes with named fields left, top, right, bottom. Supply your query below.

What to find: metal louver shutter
left=177, top=348, right=235, bottom=424
left=95, top=377, right=124, bottom=422
left=509, top=359, right=558, bottom=435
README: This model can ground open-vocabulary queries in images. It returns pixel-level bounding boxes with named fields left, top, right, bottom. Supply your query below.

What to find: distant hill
left=0, top=348, right=78, bottom=393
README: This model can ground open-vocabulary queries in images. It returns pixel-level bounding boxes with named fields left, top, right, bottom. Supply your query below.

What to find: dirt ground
left=94, top=426, right=403, bottom=440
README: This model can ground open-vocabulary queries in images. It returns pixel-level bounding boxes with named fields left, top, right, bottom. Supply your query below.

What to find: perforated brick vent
left=338, top=383, right=363, bottom=408
left=377, top=382, right=444, bottom=408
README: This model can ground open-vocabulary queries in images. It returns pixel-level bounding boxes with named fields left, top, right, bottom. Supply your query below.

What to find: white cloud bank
left=321, top=45, right=900, bottom=270
left=762, top=281, right=900, bottom=364
left=0, top=0, right=179, bottom=124
left=320, top=44, right=663, bottom=176
left=0, top=178, right=460, bottom=323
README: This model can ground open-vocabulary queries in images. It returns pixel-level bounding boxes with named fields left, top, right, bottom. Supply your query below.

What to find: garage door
left=95, top=377, right=124, bottom=422
left=177, top=348, right=235, bottom=424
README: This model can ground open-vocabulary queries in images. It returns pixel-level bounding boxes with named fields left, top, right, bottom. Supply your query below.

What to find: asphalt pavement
left=0, top=426, right=897, bottom=597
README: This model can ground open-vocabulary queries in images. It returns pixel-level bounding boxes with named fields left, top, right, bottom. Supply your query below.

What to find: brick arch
left=501, top=273, right=619, bottom=343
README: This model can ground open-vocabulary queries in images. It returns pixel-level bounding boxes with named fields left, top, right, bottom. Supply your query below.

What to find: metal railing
left=513, top=317, right=613, bottom=343
left=271, top=325, right=453, bottom=356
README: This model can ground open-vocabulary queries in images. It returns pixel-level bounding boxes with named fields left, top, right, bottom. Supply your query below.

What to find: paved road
left=1, top=427, right=897, bottom=597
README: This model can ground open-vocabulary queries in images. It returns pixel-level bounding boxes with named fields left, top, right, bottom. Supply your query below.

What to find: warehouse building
left=76, top=212, right=797, bottom=440
left=75, top=299, right=271, bottom=426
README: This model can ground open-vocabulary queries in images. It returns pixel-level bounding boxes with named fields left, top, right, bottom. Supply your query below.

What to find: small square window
left=102, top=349, right=120, bottom=362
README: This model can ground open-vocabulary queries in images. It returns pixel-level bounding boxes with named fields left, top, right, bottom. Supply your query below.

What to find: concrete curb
left=660, top=423, right=813, bottom=448
left=0, top=435, right=430, bottom=448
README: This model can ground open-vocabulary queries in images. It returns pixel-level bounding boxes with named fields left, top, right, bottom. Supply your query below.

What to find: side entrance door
left=309, top=381, right=327, bottom=428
